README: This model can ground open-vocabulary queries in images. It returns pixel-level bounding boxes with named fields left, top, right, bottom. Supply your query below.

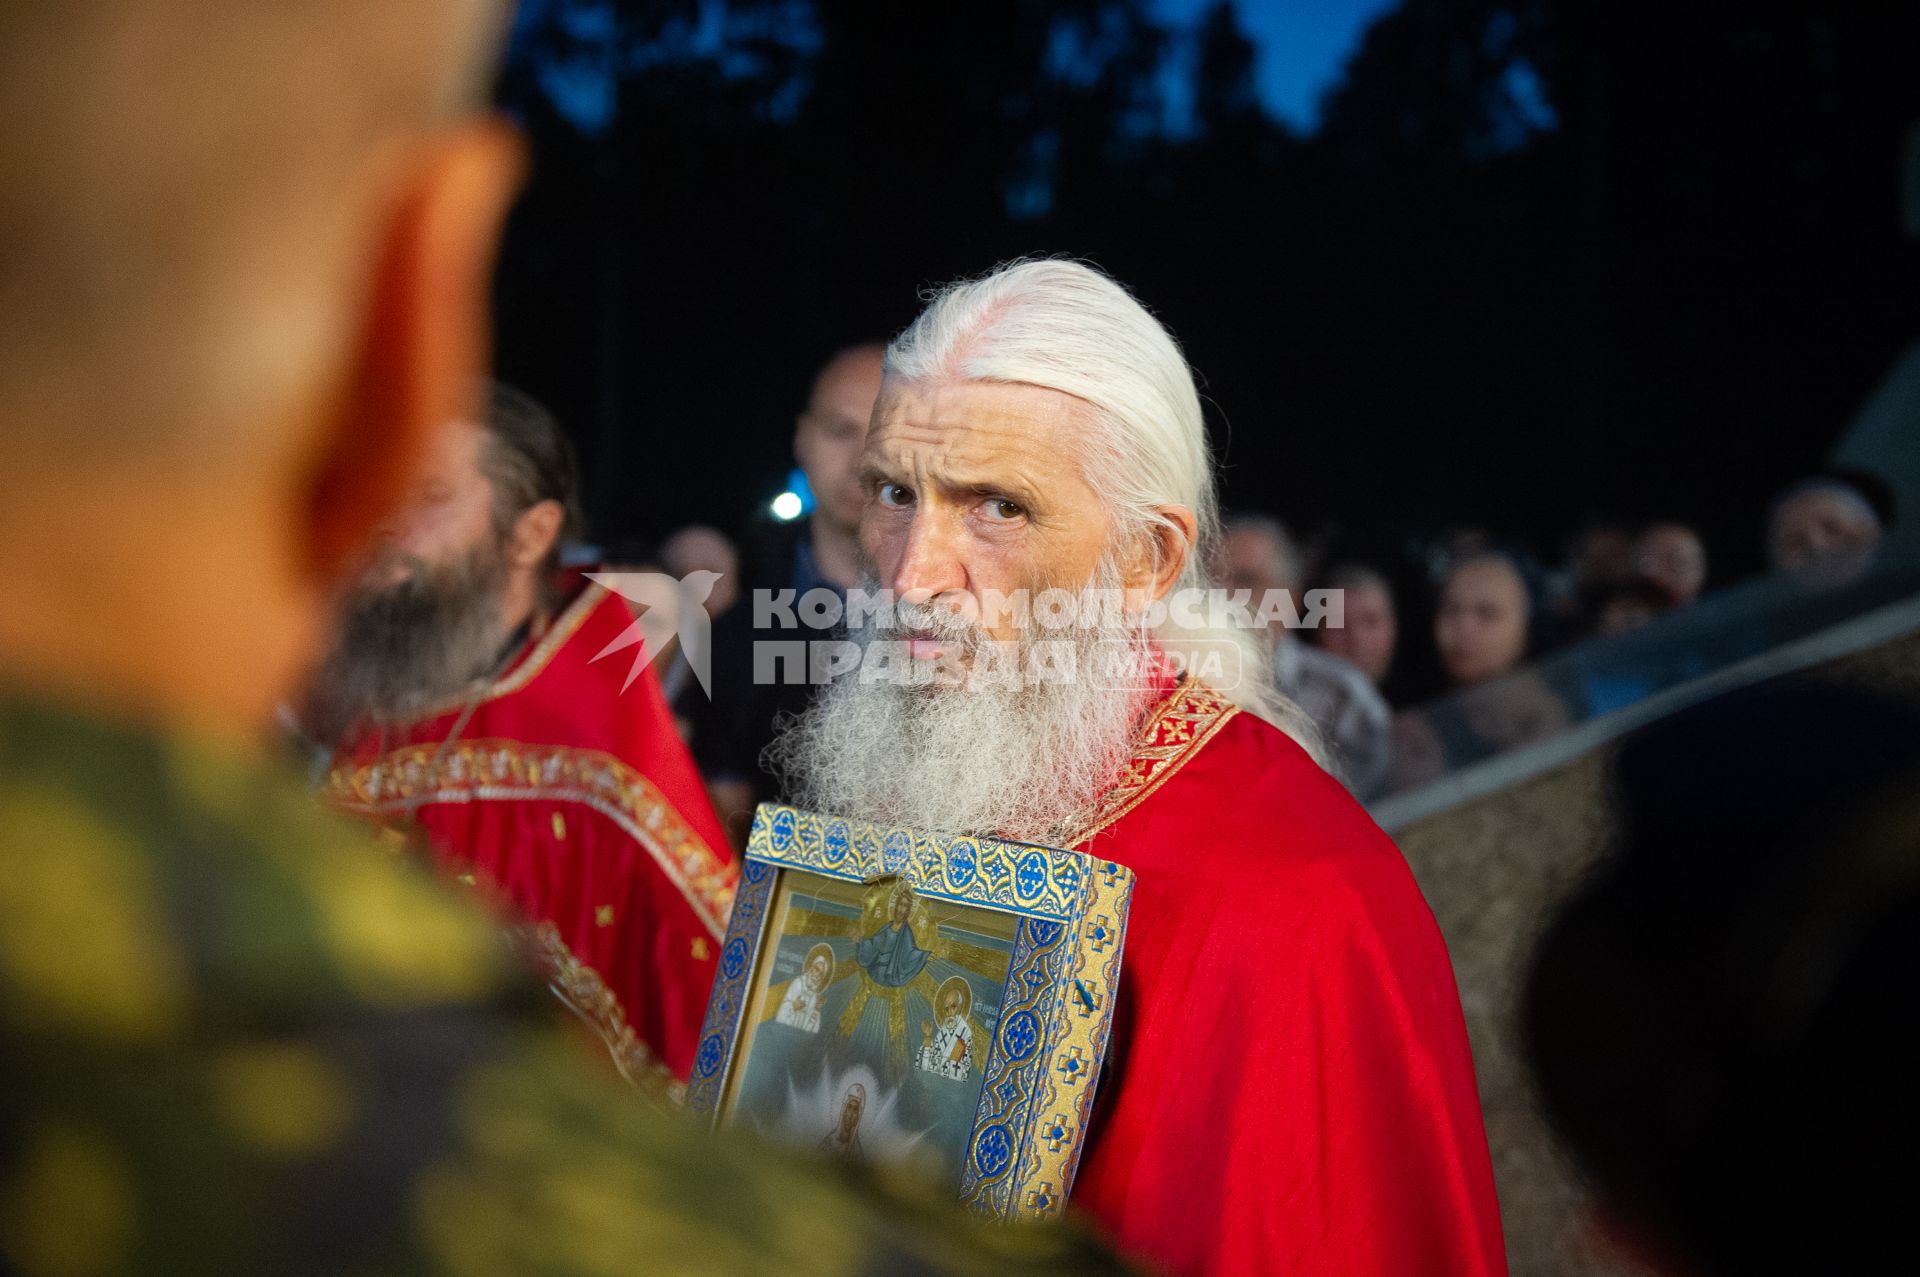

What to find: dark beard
left=303, top=538, right=512, bottom=748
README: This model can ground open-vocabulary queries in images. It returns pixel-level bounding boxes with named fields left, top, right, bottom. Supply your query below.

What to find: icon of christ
left=828, top=882, right=988, bottom=1078
left=852, top=882, right=933, bottom=986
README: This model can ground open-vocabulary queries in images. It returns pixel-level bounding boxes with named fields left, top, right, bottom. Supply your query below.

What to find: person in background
left=1552, top=517, right=1637, bottom=632
left=1435, top=551, right=1538, bottom=689
left=1766, top=474, right=1886, bottom=583
left=1430, top=525, right=1497, bottom=582
left=1219, top=515, right=1392, bottom=799
left=1573, top=574, right=1684, bottom=719
left=648, top=525, right=737, bottom=726
left=595, top=535, right=699, bottom=726
left=1293, top=518, right=1346, bottom=592
left=693, top=343, right=887, bottom=845
left=311, top=385, right=736, bottom=1101
left=1524, top=682, right=1920, bottom=1276
left=790, top=344, right=889, bottom=594
left=1570, top=519, right=1635, bottom=587
left=1393, top=550, right=1568, bottom=791
left=1319, top=562, right=1400, bottom=690
left=0, top=2, right=1123, bottom=1271
left=1631, top=521, right=1708, bottom=607
left=661, top=523, right=741, bottom=620
left=1592, top=577, right=1675, bottom=638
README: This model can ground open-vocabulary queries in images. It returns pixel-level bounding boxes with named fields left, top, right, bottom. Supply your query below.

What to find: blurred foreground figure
left=1524, top=682, right=1920, bottom=1275
left=0, top=4, right=1120, bottom=1272
left=312, top=385, right=736, bottom=1099
left=771, top=260, right=1506, bottom=1276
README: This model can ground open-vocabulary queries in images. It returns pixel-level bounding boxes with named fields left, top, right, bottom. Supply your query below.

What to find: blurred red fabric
left=329, top=580, right=737, bottom=1088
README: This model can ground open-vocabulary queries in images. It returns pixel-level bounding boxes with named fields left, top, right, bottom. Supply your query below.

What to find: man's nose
left=370, top=507, right=412, bottom=547
left=887, top=510, right=967, bottom=603
left=358, top=523, right=400, bottom=564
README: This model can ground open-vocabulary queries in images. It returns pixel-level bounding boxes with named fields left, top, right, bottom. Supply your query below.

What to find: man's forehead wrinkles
left=860, top=379, right=1102, bottom=517
left=874, top=442, right=1050, bottom=497
left=875, top=411, right=1043, bottom=446
left=870, top=418, right=1058, bottom=470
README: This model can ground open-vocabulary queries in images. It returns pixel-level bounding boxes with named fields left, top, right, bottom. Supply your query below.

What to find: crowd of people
left=600, top=339, right=1897, bottom=803
left=4, top=4, right=1916, bottom=1277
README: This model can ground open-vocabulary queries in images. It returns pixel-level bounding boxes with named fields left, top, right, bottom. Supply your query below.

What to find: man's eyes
left=981, top=497, right=1025, bottom=522
left=871, top=483, right=1023, bottom=521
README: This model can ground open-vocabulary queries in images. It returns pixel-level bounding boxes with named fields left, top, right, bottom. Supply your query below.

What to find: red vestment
left=326, top=581, right=737, bottom=1097
left=1066, top=679, right=1507, bottom=1277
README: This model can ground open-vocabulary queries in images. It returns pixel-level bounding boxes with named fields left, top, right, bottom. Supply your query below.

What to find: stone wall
left=1394, top=627, right=1920, bottom=1275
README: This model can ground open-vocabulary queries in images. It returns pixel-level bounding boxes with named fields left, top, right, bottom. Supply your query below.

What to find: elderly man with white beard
left=768, top=260, right=1507, bottom=1277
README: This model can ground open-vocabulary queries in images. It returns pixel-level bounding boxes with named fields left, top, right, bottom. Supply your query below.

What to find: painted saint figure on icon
left=816, top=1082, right=866, bottom=1161
left=916, top=976, right=975, bottom=1081
left=776, top=943, right=835, bottom=1033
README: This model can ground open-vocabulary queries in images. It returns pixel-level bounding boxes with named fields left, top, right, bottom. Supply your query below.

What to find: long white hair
left=884, top=257, right=1320, bottom=755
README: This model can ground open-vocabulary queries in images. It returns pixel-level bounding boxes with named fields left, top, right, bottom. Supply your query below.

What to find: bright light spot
left=771, top=492, right=804, bottom=521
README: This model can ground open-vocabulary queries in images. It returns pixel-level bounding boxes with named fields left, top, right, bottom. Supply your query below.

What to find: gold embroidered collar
left=1065, top=675, right=1238, bottom=847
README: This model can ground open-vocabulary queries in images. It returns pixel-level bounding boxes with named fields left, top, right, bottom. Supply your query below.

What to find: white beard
left=767, top=564, right=1155, bottom=847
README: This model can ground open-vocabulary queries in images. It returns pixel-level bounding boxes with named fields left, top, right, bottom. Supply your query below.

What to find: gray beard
left=766, top=567, right=1154, bottom=847
left=304, top=538, right=511, bottom=748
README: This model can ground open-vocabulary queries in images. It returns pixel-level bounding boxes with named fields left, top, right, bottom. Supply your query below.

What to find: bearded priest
left=311, top=384, right=736, bottom=1100
left=767, top=260, right=1507, bottom=1276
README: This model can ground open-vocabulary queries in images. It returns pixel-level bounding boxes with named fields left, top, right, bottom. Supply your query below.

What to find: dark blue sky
left=1151, top=0, right=1398, bottom=128
left=519, top=0, right=1404, bottom=136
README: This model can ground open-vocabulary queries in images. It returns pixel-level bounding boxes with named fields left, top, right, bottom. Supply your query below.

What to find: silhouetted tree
left=489, top=0, right=1919, bottom=581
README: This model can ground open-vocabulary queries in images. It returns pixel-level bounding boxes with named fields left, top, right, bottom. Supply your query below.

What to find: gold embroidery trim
left=524, top=921, right=684, bottom=1109
left=326, top=739, right=736, bottom=939
left=486, top=582, right=604, bottom=700
left=1066, top=676, right=1239, bottom=847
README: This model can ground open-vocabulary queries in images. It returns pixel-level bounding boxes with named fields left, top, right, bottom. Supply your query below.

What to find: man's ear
left=1123, top=505, right=1199, bottom=610
left=510, top=498, right=566, bottom=570
left=302, top=119, right=527, bottom=590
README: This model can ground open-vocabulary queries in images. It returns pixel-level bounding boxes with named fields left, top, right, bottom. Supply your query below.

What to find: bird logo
left=586, top=571, right=722, bottom=698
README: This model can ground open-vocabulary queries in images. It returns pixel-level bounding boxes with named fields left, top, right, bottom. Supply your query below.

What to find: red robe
left=326, top=581, right=737, bottom=1098
left=1066, top=678, right=1506, bottom=1277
